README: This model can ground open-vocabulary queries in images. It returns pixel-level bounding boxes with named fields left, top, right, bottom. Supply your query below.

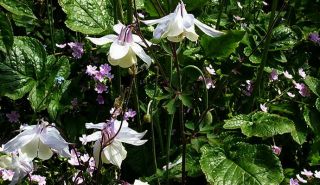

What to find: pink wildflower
left=6, top=111, right=20, bottom=123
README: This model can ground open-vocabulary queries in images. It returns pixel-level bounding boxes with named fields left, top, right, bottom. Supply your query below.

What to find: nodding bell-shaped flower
left=142, top=0, right=223, bottom=42
left=0, top=153, right=33, bottom=185
left=86, top=23, right=153, bottom=68
left=3, top=119, right=71, bottom=160
left=84, top=119, right=147, bottom=168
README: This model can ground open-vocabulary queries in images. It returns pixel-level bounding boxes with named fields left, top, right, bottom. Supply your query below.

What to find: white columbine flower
left=142, top=0, right=223, bottom=42
left=0, top=153, right=33, bottom=185
left=3, top=119, right=71, bottom=160
left=87, top=23, right=153, bottom=68
left=84, top=119, right=147, bottom=168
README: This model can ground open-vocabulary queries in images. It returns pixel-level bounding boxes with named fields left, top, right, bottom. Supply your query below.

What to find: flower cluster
left=56, top=42, right=84, bottom=59
left=86, top=63, right=114, bottom=104
left=290, top=169, right=320, bottom=184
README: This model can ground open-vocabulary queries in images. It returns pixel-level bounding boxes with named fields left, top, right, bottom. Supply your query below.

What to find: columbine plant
left=87, top=23, right=153, bottom=68
left=142, top=0, right=223, bottom=42
left=3, top=119, right=71, bottom=160
left=84, top=119, right=147, bottom=168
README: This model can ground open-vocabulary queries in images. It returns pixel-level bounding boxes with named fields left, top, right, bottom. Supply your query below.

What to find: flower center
left=117, top=26, right=133, bottom=45
left=101, top=120, right=115, bottom=145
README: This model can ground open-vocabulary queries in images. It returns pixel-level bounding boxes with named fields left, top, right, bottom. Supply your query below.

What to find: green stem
left=252, top=0, right=278, bottom=107
left=133, top=76, right=142, bottom=128
left=127, top=0, right=133, bottom=24
left=216, top=0, right=224, bottom=29
left=171, top=43, right=186, bottom=185
left=46, top=0, right=55, bottom=53
left=182, top=65, right=208, bottom=110
left=166, top=114, right=175, bottom=185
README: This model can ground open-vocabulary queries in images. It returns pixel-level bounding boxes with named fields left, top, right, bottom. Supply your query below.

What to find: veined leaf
left=0, top=12, right=13, bottom=52
left=59, top=0, right=113, bottom=35
left=200, top=143, right=284, bottom=185
left=0, top=37, right=46, bottom=100
left=305, top=76, right=320, bottom=97
left=0, top=0, right=36, bottom=19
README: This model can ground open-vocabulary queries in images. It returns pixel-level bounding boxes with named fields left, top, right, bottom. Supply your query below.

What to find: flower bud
left=143, top=114, right=151, bottom=123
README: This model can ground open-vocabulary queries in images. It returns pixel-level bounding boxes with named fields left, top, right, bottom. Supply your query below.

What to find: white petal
left=108, top=49, right=137, bottom=68
left=93, top=139, right=107, bottom=166
left=109, top=42, right=130, bottom=60
left=194, top=19, right=224, bottom=37
left=40, top=127, right=70, bottom=157
left=131, top=43, right=153, bottom=67
left=85, top=131, right=102, bottom=143
left=142, top=15, right=171, bottom=26
left=113, top=120, right=129, bottom=133
left=3, top=129, right=36, bottom=153
left=103, top=141, right=127, bottom=168
left=182, top=14, right=195, bottom=29
left=153, top=22, right=170, bottom=39
left=86, top=35, right=117, bottom=45
left=167, top=35, right=185, bottom=42
left=132, top=34, right=152, bottom=47
left=113, top=22, right=126, bottom=34
left=165, top=11, right=184, bottom=37
left=184, top=25, right=199, bottom=42
left=85, top=122, right=105, bottom=130
left=20, top=137, right=39, bottom=160
left=38, top=140, right=53, bottom=160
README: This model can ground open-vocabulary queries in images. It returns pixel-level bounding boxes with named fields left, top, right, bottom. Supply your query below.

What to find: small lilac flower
left=205, top=65, right=216, bottom=75
left=6, top=111, right=20, bottom=123
left=283, top=71, right=293, bottom=79
left=260, top=104, right=268, bottom=112
left=290, top=178, right=299, bottom=185
left=56, top=43, right=67, bottom=48
left=298, top=68, right=306, bottom=79
left=31, top=175, right=46, bottom=185
left=94, top=71, right=105, bottom=82
left=314, top=170, right=320, bottom=178
left=287, top=92, right=295, bottom=98
left=296, top=174, right=307, bottom=183
left=309, top=33, right=320, bottom=43
left=68, top=42, right=84, bottom=59
left=271, top=145, right=281, bottom=156
left=301, top=169, right=313, bottom=178
left=96, top=95, right=104, bottom=104
left=68, top=150, right=80, bottom=166
left=86, top=65, right=98, bottom=76
left=1, top=169, right=14, bottom=181
left=294, top=82, right=310, bottom=97
left=269, top=69, right=278, bottom=81
left=124, top=109, right=136, bottom=120
left=94, top=83, right=108, bottom=94
left=80, top=154, right=90, bottom=163
left=79, top=134, right=88, bottom=145
left=198, top=76, right=215, bottom=89
left=99, top=64, right=113, bottom=78
left=87, top=157, right=95, bottom=176
left=55, top=76, right=65, bottom=85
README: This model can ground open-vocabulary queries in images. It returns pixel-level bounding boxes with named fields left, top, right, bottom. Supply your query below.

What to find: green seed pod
left=202, top=111, right=213, bottom=125
left=143, top=114, right=151, bottom=123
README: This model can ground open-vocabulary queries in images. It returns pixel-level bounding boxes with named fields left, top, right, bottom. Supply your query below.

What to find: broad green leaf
left=178, top=94, right=192, bottom=107
left=163, top=98, right=176, bottom=114
left=290, top=122, right=307, bottom=145
left=200, top=30, right=245, bottom=58
left=0, top=37, right=46, bottom=100
left=303, top=106, right=320, bottom=134
left=48, top=80, right=71, bottom=120
left=270, top=25, right=298, bottom=51
left=59, top=0, right=113, bottom=35
left=0, top=0, right=36, bottom=19
left=224, top=112, right=295, bottom=138
left=305, top=76, right=320, bottom=97
left=0, top=12, right=13, bottom=52
left=223, top=114, right=252, bottom=129
left=28, top=82, right=48, bottom=112
left=200, top=144, right=284, bottom=185
left=241, top=112, right=295, bottom=137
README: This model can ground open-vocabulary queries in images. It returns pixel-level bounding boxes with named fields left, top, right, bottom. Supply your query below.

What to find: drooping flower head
left=87, top=23, right=153, bottom=68
left=142, top=0, right=223, bottom=42
left=3, top=119, right=71, bottom=160
left=84, top=120, right=147, bottom=168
